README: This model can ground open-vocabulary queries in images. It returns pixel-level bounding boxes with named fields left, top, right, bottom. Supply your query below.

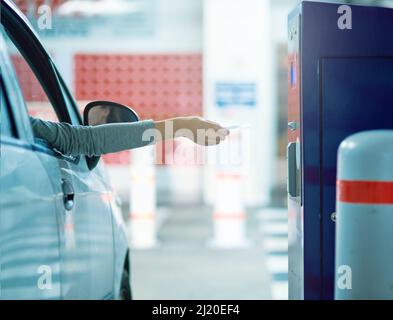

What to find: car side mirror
left=83, top=100, right=140, bottom=170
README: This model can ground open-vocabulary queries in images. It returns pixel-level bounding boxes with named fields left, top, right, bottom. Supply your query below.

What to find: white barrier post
left=170, top=139, right=202, bottom=205
left=129, top=145, right=157, bottom=249
left=335, top=130, right=393, bottom=300
left=210, top=129, right=250, bottom=248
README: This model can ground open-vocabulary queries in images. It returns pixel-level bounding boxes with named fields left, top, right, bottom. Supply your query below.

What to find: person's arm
left=30, top=116, right=228, bottom=157
left=31, top=117, right=156, bottom=157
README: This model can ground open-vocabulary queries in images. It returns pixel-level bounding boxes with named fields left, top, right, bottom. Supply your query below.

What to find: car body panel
left=0, top=139, right=62, bottom=299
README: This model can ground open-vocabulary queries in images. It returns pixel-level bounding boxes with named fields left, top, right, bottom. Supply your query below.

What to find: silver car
left=0, top=0, right=131, bottom=300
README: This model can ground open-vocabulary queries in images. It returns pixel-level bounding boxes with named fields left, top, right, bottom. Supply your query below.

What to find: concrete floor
left=130, top=205, right=273, bottom=300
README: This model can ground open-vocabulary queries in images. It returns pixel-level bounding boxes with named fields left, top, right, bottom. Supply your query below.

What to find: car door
left=0, top=31, right=62, bottom=300
left=54, top=80, right=116, bottom=299
left=1, top=0, right=115, bottom=299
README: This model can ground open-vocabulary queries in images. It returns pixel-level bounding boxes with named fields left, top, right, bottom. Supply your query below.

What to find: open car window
left=3, top=28, right=60, bottom=123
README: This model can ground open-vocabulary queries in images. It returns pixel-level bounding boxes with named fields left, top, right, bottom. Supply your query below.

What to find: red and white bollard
left=169, top=139, right=203, bottom=205
left=335, top=130, right=393, bottom=299
left=129, top=145, right=157, bottom=249
left=209, top=129, right=250, bottom=248
left=210, top=171, right=249, bottom=248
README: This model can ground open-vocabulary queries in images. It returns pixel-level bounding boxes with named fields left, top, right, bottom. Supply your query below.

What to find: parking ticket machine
left=287, top=2, right=393, bottom=300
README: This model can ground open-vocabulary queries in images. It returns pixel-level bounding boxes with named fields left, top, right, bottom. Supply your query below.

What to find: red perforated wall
left=74, top=54, right=203, bottom=120
left=11, top=52, right=204, bottom=166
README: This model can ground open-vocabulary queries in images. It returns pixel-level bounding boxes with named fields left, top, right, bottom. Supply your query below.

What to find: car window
left=2, top=28, right=59, bottom=123
left=0, top=81, right=14, bottom=137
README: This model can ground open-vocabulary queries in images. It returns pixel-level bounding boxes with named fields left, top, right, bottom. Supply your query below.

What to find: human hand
left=155, top=116, right=230, bottom=146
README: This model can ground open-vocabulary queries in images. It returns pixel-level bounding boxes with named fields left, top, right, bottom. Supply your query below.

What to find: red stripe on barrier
left=213, top=213, right=246, bottom=220
left=129, top=214, right=155, bottom=220
left=337, top=180, right=393, bottom=204
left=64, top=223, right=74, bottom=231
left=100, top=193, right=113, bottom=203
left=217, top=173, right=242, bottom=180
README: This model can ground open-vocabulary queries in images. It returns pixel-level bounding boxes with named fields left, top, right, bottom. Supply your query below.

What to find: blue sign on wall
left=215, top=82, right=257, bottom=108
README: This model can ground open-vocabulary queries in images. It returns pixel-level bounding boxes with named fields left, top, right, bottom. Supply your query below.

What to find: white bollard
left=335, top=130, right=393, bottom=300
left=169, top=165, right=201, bottom=205
left=210, top=171, right=249, bottom=248
left=169, top=139, right=203, bottom=205
left=209, top=130, right=250, bottom=248
left=129, top=145, right=157, bottom=249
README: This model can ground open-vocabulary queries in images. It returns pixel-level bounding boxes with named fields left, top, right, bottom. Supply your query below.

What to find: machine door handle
left=62, top=179, right=75, bottom=211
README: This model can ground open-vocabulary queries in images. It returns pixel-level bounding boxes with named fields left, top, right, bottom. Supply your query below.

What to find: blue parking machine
left=287, top=1, right=393, bottom=300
